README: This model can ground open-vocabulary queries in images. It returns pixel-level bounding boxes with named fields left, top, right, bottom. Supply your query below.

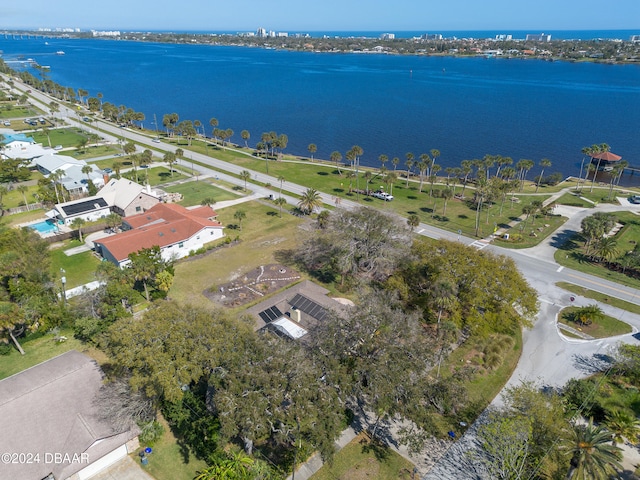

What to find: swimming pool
left=29, top=220, right=59, bottom=234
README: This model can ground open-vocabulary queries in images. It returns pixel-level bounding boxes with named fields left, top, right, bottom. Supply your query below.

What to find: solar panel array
left=61, top=198, right=108, bottom=216
left=289, top=294, right=327, bottom=322
left=258, top=305, right=283, bottom=323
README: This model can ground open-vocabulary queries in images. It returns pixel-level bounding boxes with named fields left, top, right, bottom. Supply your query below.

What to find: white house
left=34, top=154, right=106, bottom=194
left=94, top=202, right=224, bottom=267
left=0, top=133, right=49, bottom=160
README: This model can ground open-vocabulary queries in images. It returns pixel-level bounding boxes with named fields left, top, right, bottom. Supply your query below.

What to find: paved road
left=10, top=77, right=640, bottom=478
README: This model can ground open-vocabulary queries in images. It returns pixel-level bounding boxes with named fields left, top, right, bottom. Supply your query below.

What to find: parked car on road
left=630, top=195, right=640, bottom=204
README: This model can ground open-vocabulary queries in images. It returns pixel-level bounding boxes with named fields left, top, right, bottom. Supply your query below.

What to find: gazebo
left=591, top=151, right=622, bottom=171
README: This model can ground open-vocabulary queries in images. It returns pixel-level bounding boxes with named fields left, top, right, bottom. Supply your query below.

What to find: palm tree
left=573, top=304, right=605, bottom=327
left=564, top=417, right=622, bottom=480
left=194, top=119, right=203, bottom=137
left=441, top=187, right=453, bottom=216
left=407, top=214, right=420, bottom=232
left=274, top=196, right=287, bottom=217
left=536, top=158, right=552, bottom=192
left=518, top=159, right=535, bottom=191
left=16, top=185, right=29, bottom=211
left=594, top=236, right=619, bottom=264
left=578, top=146, right=592, bottom=192
left=604, top=410, right=640, bottom=447
left=385, top=171, right=398, bottom=195
left=209, top=117, right=218, bottom=139
left=363, top=171, right=372, bottom=194
left=307, top=143, right=317, bottom=161
left=277, top=175, right=286, bottom=198
left=417, top=159, right=428, bottom=192
left=379, top=154, right=388, bottom=170
left=429, top=164, right=441, bottom=197
left=298, top=188, right=322, bottom=215
left=241, top=129, right=250, bottom=148
left=71, top=217, right=86, bottom=242
left=240, top=170, right=251, bottom=191
left=430, top=149, right=441, bottom=170
left=330, top=151, right=342, bottom=171
left=81, top=165, right=92, bottom=184
left=405, top=157, right=414, bottom=188
left=460, top=160, right=473, bottom=198
left=201, top=197, right=215, bottom=207
left=347, top=171, right=356, bottom=192
left=163, top=152, right=176, bottom=177
left=233, top=209, right=246, bottom=231
left=49, top=170, right=63, bottom=204
left=392, top=156, right=400, bottom=171
left=590, top=144, right=610, bottom=193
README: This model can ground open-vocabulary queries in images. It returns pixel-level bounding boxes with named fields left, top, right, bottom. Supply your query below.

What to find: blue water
left=1, top=35, right=639, bottom=182
left=30, top=220, right=58, bottom=234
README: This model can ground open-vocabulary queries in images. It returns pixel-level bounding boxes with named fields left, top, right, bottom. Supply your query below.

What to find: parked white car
left=372, top=191, right=394, bottom=201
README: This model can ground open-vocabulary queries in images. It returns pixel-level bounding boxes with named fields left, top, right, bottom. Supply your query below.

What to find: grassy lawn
left=206, top=148, right=554, bottom=239
left=555, top=211, right=640, bottom=290
left=3, top=208, right=47, bottom=226
left=568, top=187, right=629, bottom=205
left=67, top=144, right=122, bottom=160
left=0, top=328, right=90, bottom=380
left=31, top=127, right=88, bottom=148
left=135, top=415, right=208, bottom=480
left=49, top=245, right=101, bottom=289
left=554, top=192, right=595, bottom=208
left=556, top=282, right=640, bottom=314
left=0, top=105, right=39, bottom=119
left=165, top=180, right=241, bottom=207
left=122, top=166, right=188, bottom=186
left=558, top=306, right=632, bottom=338
left=170, top=201, right=305, bottom=309
left=154, top=142, right=572, bottom=245
left=309, top=433, right=414, bottom=480
left=1, top=184, right=40, bottom=209
left=492, top=214, right=568, bottom=249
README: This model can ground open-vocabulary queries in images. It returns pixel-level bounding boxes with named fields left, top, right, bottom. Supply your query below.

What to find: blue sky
left=3, top=0, right=639, bottom=32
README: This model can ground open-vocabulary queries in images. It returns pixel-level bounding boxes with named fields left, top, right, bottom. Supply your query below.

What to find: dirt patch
left=204, top=264, right=301, bottom=307
left=342, top=457, right=381, bottom=480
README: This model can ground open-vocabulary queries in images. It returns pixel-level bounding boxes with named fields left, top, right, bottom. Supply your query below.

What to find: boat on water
left=56, top=51, right=65, bottom=55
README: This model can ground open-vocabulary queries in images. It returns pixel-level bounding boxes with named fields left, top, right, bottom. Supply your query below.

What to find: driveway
left=89, top=456, right=155, bottom=480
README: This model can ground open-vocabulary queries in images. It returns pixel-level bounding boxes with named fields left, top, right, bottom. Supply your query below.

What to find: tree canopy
left=389, top=238, right=538, bottom=335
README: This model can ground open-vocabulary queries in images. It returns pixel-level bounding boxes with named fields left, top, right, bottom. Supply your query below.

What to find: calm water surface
left=1, top=36, right=639, bottom=182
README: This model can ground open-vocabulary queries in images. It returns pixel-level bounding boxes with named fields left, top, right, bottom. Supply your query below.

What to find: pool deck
left=20, top=219, right=71, bottom=238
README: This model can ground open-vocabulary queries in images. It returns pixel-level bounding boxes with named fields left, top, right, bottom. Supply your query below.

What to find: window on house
left=179, top=242, right=184, bottom=248
left=136, top=206, right=141, bottom=212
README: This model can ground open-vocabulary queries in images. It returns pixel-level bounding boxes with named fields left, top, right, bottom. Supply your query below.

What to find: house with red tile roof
left=94, top=203, right=224, bottom=267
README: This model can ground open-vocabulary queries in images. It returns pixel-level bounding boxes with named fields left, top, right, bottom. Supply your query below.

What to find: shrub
left=138, top=420, right=164, bottom=446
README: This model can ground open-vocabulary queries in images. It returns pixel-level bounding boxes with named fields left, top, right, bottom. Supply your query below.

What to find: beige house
left=98, top=178, right=160, bottom=217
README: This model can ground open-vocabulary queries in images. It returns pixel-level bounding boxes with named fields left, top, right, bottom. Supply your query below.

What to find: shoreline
left=3, top=29, right=640, bottom=66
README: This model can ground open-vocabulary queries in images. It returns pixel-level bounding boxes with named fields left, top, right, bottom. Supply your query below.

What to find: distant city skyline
left=2, top=0, right=639, bottom=32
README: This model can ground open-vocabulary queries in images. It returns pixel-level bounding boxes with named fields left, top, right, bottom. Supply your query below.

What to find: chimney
left=292, top=307, right=301, bottom=323
left=103, top=173, right=110, bottom=185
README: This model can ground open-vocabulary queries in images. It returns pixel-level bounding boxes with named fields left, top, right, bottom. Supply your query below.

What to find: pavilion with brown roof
left=94, top=203, right=224, bottom=267
left=590, top=150, right=623, bottom=171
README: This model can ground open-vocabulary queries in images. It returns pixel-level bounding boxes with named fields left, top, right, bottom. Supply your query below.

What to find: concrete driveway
left=89, top=456, right=155, bottom=480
